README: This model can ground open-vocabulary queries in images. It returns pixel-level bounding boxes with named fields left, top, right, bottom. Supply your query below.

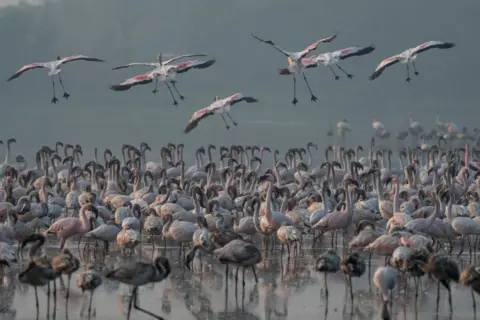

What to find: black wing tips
left=183, top=120, right=198, bottom=134
left=244, top=97, right=259, bottom=103
left=251, top=32, right=274, bottom=45
left=109, top=84, right=131, bottom=91
left=197, top=59, right=216, bottom=69
left=369, top=71, right=381, bottom=81
left=441, top=42, right=456, bottom=49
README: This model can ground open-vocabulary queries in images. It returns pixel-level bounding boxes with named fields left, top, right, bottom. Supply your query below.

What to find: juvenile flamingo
left=106, top=256, right=171, bottom=320
left=76, top=264, right=102, bottom=317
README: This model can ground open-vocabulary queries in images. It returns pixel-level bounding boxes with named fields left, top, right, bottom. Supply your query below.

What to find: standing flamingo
left=315, top=249, right=340, bottom=300
left=106, top=256, right=170, bottom=320
left=7, top=55, right=105, bottom=103
left=183, top=93, right=259, bottom=133
left=460, top=265, right=480, bottom=316
left=369, top=41, right=455, bottom=81
left=76, top=264, right=102, bottom=317
left=373, top=265, right=398, bottom=320
left=44, top=203, right=98, bottom=252
left=251, top=32, right=337, bottom=105
left=341, top=252, right=366, bottom=304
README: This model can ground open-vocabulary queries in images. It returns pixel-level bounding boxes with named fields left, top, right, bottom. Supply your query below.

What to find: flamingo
left=251, top=32, right=337, bottom=105
left=76, top=264, right=102, bottom=317
left=460, top=265, right=480, bottom=316
left=7, top=55, right=105, bottom=103
left=369, top=41, right=455, bottom=82
left=183, top=93, right=259, bottom=133
left=302, top=45, right=375, bottom=80
left=315, top=249, right=340, bottom=300
left=106, top=256, right=170, bottom=320
left=373, top=265, right=398, bottom=320
left=110, top=56, right=215, bottom=105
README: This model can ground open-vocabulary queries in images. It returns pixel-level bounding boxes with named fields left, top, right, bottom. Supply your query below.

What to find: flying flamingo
left=110, top=55, right=215, bottom=105
left=7, top=55, right=105, bottom=103
left=183, top=93, right=259, bottom=133
left=302, top=45, right=375, bottom=80
left=369, top=41, right=455, bottom=82
left=251, top=32, right=337, bottom=105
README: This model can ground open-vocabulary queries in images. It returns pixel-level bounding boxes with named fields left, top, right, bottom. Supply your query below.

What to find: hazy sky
left=0, top=0, right=477, bottom=164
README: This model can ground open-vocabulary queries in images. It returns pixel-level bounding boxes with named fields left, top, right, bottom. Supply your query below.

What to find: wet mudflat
left=0, top=237, right=478, bottom=320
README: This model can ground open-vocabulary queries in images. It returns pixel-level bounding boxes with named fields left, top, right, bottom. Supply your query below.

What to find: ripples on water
left=0, top=237, right=477, bottom=320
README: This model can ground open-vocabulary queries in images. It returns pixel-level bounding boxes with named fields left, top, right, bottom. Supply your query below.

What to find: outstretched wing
left=7, top=63, right=47, bottom=81
left=60, top=55, right=105, bottom=65
left=226, top=93, right=259, bottom=106
left=109, top=73, right=153, bottom=91
left=298, top=33, right=338, bottom=59
left=301, top=55, right=322, bottom=69
left=369, top=55, right=402, bottom=81
left=411, top=41, right=455, bottom=55
left=338, top=45, right=375, bottom=60
left=175, top=59, right=216, bottom=74
left=184, top=106, right=215, bottom=134
left=163, top=54, right=208, bottom=65
left=112, top=62, right=158, bottom=70
left=251, top=33, right=292, bottom=57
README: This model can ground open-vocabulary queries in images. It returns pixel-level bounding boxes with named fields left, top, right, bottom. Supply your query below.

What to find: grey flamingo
left=106, top=256, right=171, bottom=320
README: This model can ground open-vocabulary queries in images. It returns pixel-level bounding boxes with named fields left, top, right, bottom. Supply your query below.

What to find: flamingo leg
left=226, top=112, right=237, bottom=126
left=164, top=82, right=178, bottom=106
left=328, top=66, right=340, bottom=80
left=302, top=72, right=317, bottom=102
left=51, top=77, right=59, bottom=103
left=336, top=64, right=353, bottom=79
left=292, top=75, right=298, bottom=105
left=152, top=78, right=159, bottom=95
left=170, top=81, right=185, bottom=100
left=472, top=288, right=477, bottom=319
left=57, top=73, right=70, bottom=99
left=406, top=64, right=411, bottom=82
left=133, top=286, right=164, bottom=319
left=220, top=114, right=230, bottom=130
left=251, top=265, right=258, bottom=283
left=412, top=61, right=419, bottom=75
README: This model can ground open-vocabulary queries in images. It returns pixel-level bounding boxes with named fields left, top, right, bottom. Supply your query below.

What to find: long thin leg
left=170, top=81, right=184, bottom=100
left=412, top=61, right=419, bottom=76
left=302, top=72, right=317, bottom=102
left=292, top=75, right=298, bottom=105
left=152, top=78, right=159, bottom=95
left=472, top=288, right=477, bottom=320
left=127, top=286, right=136, bottom=319
left=58, top=73, right=70, bottom=99
left=88, top=291, right=94, bottom=316
left=164, top=82, right=178, bottom=106
left=226, top=112, right=237, bottom=126
left=406, top=64, right=411, bottom=82
left=51, top=77, right=59, bottom=103
left=251, top=266, right=258, bottom=283
left=328, top=66, right=340, bottom=80
left=220, top=114, right=230, bottom=130
left=336, top=64, right=353, bottom=79
left=133, top=287, right=165, bottom=319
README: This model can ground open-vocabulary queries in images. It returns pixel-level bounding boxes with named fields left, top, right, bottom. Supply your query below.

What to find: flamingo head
left=391, top=175, right=399, bottom=183
left=400, top=237, right=416, bottom=248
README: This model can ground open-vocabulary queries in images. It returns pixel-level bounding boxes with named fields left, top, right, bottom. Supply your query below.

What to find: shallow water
left=0, top=237, right=478, bottom=320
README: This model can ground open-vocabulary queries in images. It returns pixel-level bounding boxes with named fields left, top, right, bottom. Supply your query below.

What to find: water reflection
left=1, top=245, right=477, bottom=319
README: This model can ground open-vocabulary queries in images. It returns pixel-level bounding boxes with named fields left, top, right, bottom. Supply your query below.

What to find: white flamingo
left=251, top=32, right=337, bottom=105
left=7, top=55, right=105, bottom=103
left=183, top=93, right=259, bottom=133
left=110, top=57, right=215, bottom=105
left=369, top=41, right=455, bottom=81
left=302, top=45, right=375, bottom=80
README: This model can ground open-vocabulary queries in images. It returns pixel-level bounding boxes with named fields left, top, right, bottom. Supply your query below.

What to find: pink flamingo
left=312, top=180, right=358, bottom=247
left=45, top=204, right=98, bottom=252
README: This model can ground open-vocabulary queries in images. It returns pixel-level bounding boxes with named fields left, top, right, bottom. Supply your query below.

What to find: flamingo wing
left=339, top=45, right=376, bottom=60
left=184, top=106, right=215, bottom=134
left=109, top=73, right=153, bottom=91
left=7, top=63, right=47, bottom=81
left=227, top=93, right=259, bottom=106
left=369, top=55, right=402, bottom=80
left=411, top=41, right=455, bottom=55
left=112, top=62, right=159, bottom=70
left=175, top=59, right=216, bottom=74
left=301, top=56, right=320, bottom=69
left=163, top=54, right=208, bottom=65
left=251, top=33, right=292, bottom=57
left=60, top=55, right=105, bottom=65
left=298, top=33, right=338, bottom=58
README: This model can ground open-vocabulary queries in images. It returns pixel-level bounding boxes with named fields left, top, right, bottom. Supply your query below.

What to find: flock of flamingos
left=1, top=111, right=480, bottom=319
left=6, top=33, right=455, bottom=133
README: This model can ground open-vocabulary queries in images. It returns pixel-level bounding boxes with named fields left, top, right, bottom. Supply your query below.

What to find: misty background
left=0, top=0, right=477, bottom=164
